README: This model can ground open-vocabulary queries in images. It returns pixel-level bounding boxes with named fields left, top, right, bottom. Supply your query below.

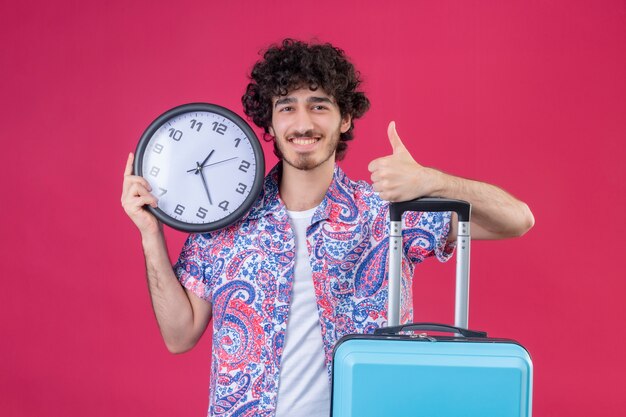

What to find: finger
left=131, top=176, right=152, bottom=192
left=378, top=191, right=391, bottom=202
left=387, top=121, right=406, bottom=154
left=135, top=194, right=158, bottom=208
left=123, top=175, right=152, bottom=196
left=124, top=153, right=135, bottom=177
left=126, top=182, right=154, bottom=200
left=123, top=191, right=158, bottom=210
left=368, top=156, right=390, bottom=173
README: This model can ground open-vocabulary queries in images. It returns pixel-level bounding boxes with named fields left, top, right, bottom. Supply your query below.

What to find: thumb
left=387, top=121, right=406, bottom=154
left=124, top=152, right=135, bottom=176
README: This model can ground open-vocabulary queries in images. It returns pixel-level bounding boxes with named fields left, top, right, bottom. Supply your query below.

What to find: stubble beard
left=275, top=129, right=341, bottom=171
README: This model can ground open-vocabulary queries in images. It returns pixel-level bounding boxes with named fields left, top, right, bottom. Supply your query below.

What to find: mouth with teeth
left=288, top=135, right=322, bottom=147
left=279, top=132, right=335, bottom=170
left=290, top=137, right=319, bottom=145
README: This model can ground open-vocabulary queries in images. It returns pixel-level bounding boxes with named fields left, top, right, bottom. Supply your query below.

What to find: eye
left=278, top=106, right=294, bottom=112
left=312, top=105, right=328, bottom=111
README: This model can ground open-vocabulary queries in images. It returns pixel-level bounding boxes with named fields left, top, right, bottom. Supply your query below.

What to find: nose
left=292, top=108, right=315, bottom=135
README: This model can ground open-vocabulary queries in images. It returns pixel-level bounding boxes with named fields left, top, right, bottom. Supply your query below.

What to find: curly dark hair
left=242, top=39, right=370, bottom=160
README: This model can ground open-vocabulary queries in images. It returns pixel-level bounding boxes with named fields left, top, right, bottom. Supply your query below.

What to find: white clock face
left=139, top=106, right=263, bottom=231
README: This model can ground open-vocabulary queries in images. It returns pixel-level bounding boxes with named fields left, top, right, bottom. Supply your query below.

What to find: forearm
left=367, top=124, right=534, bottom=240
left=123, top=153, right=207, bottom=352
left=142, top=231, right=198, bottom=352
left=428, top=169, right=534, bottom=239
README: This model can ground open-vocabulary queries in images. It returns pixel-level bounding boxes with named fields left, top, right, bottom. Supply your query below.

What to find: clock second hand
left=186, top=156, right=239, bottom=173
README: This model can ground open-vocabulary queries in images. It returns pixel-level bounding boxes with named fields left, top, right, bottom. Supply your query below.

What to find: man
left=121, top=39, right=534, bottom=417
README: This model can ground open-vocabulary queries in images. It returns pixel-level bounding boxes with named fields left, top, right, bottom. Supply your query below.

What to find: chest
left=213, top=217, right=384, bottom=307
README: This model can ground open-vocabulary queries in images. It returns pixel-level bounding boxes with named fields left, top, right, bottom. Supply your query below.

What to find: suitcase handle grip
left=388, top=197, right=472, bottom=328
left=374, top=322, right=487, bottom=338
left=389, top=197, right=471, bottom=222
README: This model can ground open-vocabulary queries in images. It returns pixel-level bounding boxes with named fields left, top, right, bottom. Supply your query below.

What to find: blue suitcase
left=331, top=198, right=533, bottom=417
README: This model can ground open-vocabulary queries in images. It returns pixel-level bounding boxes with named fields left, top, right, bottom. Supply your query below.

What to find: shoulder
left=244, top=164, right=283, bottom=221
left=181, top=226, right=236, bottom=257
left=334, top=166, right=386, bottom=208
left=323, top=166, right=387, bottom=226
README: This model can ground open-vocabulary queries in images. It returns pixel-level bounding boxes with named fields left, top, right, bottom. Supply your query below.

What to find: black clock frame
left=134, top=102, right=265, bottom=233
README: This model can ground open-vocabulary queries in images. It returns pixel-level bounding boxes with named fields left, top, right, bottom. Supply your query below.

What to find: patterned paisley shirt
left=174, top=163, right=453, bottom=417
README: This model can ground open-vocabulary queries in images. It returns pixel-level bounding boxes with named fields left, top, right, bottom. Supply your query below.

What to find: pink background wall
left=2, top=1, right=625, bottom=415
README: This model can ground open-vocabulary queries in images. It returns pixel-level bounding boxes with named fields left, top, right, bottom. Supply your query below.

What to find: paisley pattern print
left=175, top=163, right=453, bottom=417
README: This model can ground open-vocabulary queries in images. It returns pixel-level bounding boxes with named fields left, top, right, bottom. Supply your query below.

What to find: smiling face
left=269, top=87, right=352, bottom=171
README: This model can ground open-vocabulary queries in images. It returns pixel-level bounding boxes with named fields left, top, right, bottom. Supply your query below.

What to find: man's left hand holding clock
left=120, top=102, right=265, bottom=353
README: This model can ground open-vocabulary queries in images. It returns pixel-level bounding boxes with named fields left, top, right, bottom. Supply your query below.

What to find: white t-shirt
left=275, top=207, right=330, bottom=417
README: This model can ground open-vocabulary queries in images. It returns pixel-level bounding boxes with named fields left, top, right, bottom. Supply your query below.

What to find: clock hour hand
left=199, top=149, right=215, bottom=169
left=186, top=149, right=215, bottom=174
left=197, top=162, right=213, bottom=205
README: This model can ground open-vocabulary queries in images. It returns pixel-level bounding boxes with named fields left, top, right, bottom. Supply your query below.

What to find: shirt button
left=274, top=324, right=282, bottom=332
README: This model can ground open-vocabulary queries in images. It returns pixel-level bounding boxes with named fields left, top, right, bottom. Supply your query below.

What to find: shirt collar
left=245, top=163, right=360, bottom=225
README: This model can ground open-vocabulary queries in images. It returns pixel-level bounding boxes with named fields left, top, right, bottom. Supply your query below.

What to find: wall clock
left=134, top=103, right=265, bottom=233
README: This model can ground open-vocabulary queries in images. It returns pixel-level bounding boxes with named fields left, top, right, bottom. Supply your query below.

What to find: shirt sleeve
left=402, top=210, right=456, bottom=263
left=173, top=232, right=220, bottom=302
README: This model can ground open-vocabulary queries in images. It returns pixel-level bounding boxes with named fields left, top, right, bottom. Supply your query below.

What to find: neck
left=279, top=160, right=335, bottom=211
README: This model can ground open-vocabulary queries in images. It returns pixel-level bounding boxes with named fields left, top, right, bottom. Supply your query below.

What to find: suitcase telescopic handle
left=374, top=322, right=487, bottom=338
left=388, top=198, right=471, bottom=329
left=389, top=198, right=471, bottom=222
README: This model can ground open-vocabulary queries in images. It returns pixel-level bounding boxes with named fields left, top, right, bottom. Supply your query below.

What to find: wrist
left=141, top=226, right=166, bottom=251
left=422, top=167, right=448, bottom=197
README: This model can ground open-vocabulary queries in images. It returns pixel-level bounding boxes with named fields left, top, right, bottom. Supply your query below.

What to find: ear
left=340, top=115, right=352, bottom=134
left=268, top=126, right=275, bottom=137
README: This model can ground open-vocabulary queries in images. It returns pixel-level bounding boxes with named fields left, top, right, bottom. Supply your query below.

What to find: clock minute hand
left=197, top=163, right=213, bottom=205
left=186, top=156, right=239, bottom=173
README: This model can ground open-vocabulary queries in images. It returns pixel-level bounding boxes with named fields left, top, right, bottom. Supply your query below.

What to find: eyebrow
left=274, top=95, right=335, bottom=108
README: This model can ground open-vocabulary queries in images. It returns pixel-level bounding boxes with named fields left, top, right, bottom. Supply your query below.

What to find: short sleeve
left=173, top=232, right=219, bottom=302
left=402, top=210, right=456, bottom=264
